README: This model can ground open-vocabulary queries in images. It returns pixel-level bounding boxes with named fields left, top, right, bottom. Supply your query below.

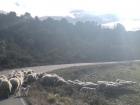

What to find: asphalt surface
left=0, top=60, right=140, bottom=105
left=0, top=96, right=26, bottom=105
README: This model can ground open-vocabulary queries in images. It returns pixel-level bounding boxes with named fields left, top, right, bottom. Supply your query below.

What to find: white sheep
left=96, top=80, right=136, bottom=93
left=97, top=81, right=109, bottom=85
left=76, top=80, right=96, bottom=86
left=39, top=74, right=67, bottom=87
left=67, top=80, right=77, bottom=85
left=116, top=79, right=136, bottom=86
left=9, top=77, right=21, bottom=95
left=0, top=79, right=12, bottom=98
left=0, top=75, right=7, bottom=80
left=97, top=81, right=115, bottom=91
left=83, top=82, right=98, bottom=88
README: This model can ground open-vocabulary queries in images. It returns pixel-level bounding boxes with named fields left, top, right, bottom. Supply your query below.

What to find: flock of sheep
left=0, top=69, right=137, bottom=99
left=63, top=79, right=136, bottom=95
left=0, top=69, right=34, bottom=98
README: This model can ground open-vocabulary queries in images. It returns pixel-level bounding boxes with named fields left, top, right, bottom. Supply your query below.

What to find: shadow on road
left=0, top=95, right=26, bottom=101
left=0, top=97, right=9, bottom=101
left=15, top=95, right=28, bottom=98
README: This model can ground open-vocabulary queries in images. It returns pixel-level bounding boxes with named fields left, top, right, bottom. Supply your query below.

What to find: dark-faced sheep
left=20, top=85, right=31, bottom=97
left=26, top=73, right=37, bottom=84
left=37, top=72, right=47, bottom=79
left=26, top=69, right=34, bottom=75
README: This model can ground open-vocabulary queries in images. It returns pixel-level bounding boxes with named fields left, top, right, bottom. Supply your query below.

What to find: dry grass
left=26, top=62, right=140, bottom=105
left=53, top=62, right=140, bottom=82
left=25, top=81, right=109, bottom=105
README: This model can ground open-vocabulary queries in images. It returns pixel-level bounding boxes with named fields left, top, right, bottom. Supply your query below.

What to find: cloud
left=15, top=2, right=20, bottom=7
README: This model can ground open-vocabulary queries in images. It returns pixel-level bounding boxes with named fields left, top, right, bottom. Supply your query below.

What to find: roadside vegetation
left=1, top=12, right=140, bottom=70
left=25, top=81, right=109, bottom=105
left=26, top=62, right=140, bottom=105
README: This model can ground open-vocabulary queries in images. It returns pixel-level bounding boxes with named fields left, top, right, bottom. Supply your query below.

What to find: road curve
left=1, top=60, right=140, bottom=105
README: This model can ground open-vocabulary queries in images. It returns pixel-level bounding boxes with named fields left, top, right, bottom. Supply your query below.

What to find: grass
left=26, top=61, right=140, bottom=105
left=53, top=62, right=140, bottom=82
left=26, top=82, right=109, bottom=105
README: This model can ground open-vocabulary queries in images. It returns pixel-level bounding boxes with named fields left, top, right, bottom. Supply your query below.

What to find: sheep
left=20, top=70, right=28, bottom=76
left=96, top=80, right=136, bottom=93
left=116, top=79, right=136, bottom=86
left=9, top=77, right=21, bottom=95
left=16, top=71, right=24, bottom=78
left=97, top=81, right=116, bottom=91
left=80, top=87, right=96, bottom=96
left=82, top=82, right=98, bottom=88
left=0, top=78, right=2, bottom=84
left=39, top=74, right=67, bottom=87
left=8, top=70, right=24, bottom=81
left=67, top=80, right=77, bottom=85
left=67, top=80, right=99, bottom=91
left=0, top=79, right=12, bottom=98
left=9, top=74, right=24, bottom=87
left=20, top=85, right=31, bottom=97
left=25, top=73, right=37, bottom=83
left=0, top=75, right=7, bottom=84
left=19, top=77, right=24, bottom=86
left=74, top=79, right=82, bottom=83
left=0, top=75, right=7, bottom=80
left=75, top=81, right=98, bottom=89
left=7, top=70, right=25, bottom=96
left=8, top=70, right=17, bottom=78
left=68, top=80, right=98, bottom=88
left=37, top=72, right=47, bottom=79
left=26, top=69, right=34, bottom=75
left=104, top=82, right=124, bottom=92
left=67, top=80, right=78, bottom=87
left=97, top=81, right=109, bottom=85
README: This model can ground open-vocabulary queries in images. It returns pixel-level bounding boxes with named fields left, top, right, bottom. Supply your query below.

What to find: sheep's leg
left=14, top=91, right=17, bottom=97
left=22, top=91, right=25, bottom=97
left=25, top=88, right=30, bottom=97
left=24, top=91, right=26, bottom=97
left=20, top=89, right=24, bottom=97
left=25, top=90, right=27, bottom=97
left=20, top=91, right=22, bottom=97
left=15, top=92, right=18, bottom=97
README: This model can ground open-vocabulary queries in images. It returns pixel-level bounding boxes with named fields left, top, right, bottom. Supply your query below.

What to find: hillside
left=1, top=12, right=140, bottom=69
left=26, top=61, right=140, bottom=105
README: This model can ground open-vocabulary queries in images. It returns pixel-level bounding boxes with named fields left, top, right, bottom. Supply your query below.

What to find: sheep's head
left=0, top=75, right=7, bottom=80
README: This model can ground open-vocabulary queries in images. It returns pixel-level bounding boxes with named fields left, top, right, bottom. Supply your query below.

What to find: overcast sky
left=0, top=0, right=139, bottom=18
left=0, top=0, right=140, bottom=30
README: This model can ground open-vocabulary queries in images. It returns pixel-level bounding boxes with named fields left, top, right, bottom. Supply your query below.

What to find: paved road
left=1, top=60, right=140, bottom=105
left=0, top=96, right=26, bottom=105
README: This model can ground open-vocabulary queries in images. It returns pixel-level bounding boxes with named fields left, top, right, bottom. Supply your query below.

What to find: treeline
left=0, top=12, right=140, bottom=69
